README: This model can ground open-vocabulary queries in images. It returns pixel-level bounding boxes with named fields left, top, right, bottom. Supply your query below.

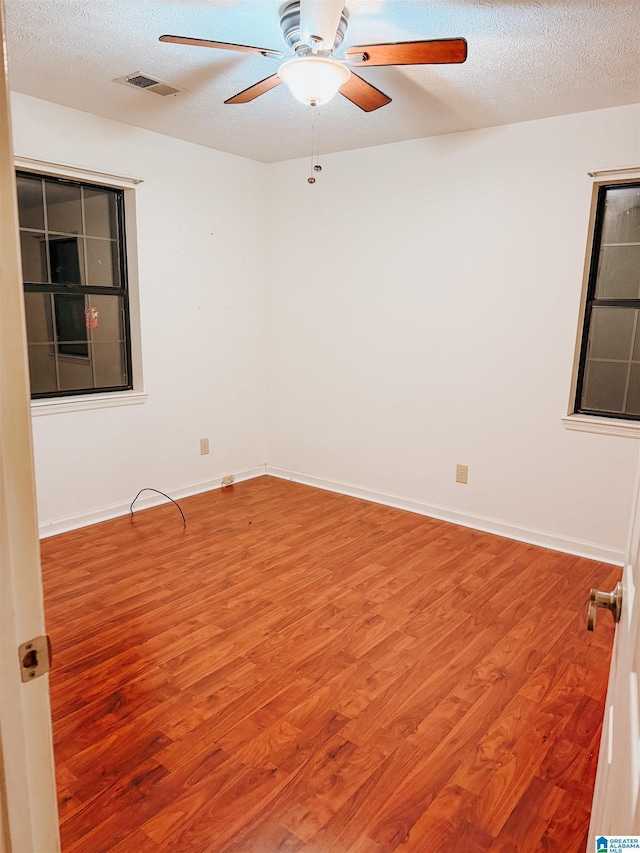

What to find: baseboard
left=38, top=465, right=267, bottom=538
left=40, top=463, right=626, bottom=564
left=265, top=465, right=625, bottom=566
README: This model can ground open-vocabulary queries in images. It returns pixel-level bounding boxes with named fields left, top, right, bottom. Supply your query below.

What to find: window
left=17, top=171, right=132, bottom=399
left=575, top=180, right=640, bottom=419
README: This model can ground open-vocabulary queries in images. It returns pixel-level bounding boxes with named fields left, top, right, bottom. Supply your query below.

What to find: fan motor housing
left=280, top=1, right=349, bottom=53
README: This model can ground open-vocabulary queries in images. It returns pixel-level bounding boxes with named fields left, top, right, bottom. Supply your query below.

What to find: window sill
left=31, top=390, right=148, bottom=417
left=562, top=413, right=640, bottom=438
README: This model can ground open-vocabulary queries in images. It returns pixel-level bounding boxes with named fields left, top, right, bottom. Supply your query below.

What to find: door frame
left=0, top=1, right=60, bottom=849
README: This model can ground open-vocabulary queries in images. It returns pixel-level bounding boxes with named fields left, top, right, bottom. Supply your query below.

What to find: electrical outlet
left=222, top=475, right=235, bottom=487
left=200, top=438, right=209, bottom=456
left=456, top=464, right=468, bottom=484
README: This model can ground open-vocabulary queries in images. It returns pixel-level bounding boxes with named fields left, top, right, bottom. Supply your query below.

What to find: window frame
left=18, top=169, right=134, bottom=400
left=568, top=168, right=640, bottom=430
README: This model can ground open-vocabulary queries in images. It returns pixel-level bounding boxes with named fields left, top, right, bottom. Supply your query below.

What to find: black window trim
left=574, top=178, right=640, bottom=421
left=17, top=170, right=134, bottom=400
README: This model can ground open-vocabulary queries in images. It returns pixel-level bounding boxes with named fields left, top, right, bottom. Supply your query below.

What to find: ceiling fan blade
left=224, top=74, right=283, bottom=105
left=339, top=71, right=391, bottom=112
left=159, top=35, right=284, bottom=58
left=300, top=0, right=344, bottom=50
left=345, top=38, right=467, bottom=66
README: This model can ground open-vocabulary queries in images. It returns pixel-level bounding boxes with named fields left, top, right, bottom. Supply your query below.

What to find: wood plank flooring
left=40, top=476, right=620, bottom=852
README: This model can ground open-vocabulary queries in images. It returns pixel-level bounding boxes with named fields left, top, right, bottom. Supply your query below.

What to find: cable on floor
left=129, top=488, right=186, bottom=527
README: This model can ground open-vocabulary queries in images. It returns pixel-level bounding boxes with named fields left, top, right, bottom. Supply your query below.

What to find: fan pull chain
left=307, top=107, right=322, bottom=184
left=314, top=108, right=322, bottom=173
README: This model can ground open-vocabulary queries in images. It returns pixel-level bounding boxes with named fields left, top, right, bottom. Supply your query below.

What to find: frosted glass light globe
left=278, top=56, right=351, bottom=106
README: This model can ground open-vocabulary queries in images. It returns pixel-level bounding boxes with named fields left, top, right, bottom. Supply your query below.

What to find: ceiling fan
left=159, top=0, right=467, bottom=112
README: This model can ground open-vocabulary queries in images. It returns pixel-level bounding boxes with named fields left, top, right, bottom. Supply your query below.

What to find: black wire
left=129, top=488, right=186, bottom=526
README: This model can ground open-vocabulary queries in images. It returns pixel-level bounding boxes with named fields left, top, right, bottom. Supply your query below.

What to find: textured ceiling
left=5, top=0, right=640, bottom=163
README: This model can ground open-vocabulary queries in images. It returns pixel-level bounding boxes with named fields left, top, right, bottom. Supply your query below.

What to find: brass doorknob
left=587, top=581, right=623, bottom=631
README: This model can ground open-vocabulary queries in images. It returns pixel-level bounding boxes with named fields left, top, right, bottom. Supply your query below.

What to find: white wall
left=12, top=92, right=640, bottom=561
left=265, top=104, right=640, bottom=562
left=11, top=93, right=268, bottom=533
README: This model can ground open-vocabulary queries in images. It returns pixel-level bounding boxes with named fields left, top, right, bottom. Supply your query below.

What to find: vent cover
left=113, top=72, right=183, bottom=97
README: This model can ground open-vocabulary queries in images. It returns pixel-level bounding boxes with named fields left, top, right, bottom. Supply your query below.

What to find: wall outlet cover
left=456, top=464, right=468, bottom=484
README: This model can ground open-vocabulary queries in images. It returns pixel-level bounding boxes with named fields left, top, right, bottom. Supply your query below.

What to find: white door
left=0, top=1, right=60, bottom=850
left=588, top=447, right=640, bottom=845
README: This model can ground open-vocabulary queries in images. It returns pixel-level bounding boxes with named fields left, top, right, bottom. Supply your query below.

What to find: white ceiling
left=5, top=0, right=640, bottom=163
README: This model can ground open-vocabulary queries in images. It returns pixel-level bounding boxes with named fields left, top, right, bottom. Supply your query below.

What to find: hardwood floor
left=41, top=476, right=620, bottom=852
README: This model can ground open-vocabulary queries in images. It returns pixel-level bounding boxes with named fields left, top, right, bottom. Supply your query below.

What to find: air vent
left=126, top=73, right=161, bottom=89
left=113, top=71, right=183, bottom=97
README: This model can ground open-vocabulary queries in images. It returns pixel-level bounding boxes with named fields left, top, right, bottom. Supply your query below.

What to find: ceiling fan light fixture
left=278, top=56, right=350, bottom=106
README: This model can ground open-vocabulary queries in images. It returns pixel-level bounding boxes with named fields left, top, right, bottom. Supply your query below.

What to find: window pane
left=87, top=295, right=125, bottom=343
left=54, top=294, right=89, bottom=358
left=601, top=187, right=640, bottom=245
left=582, top=361, right=628, bottom=413
left=49, top=236, right=85, bottom=285
left=45, top=181, right=82, bottom=234
left=86, top=238, right=118, bottom=287
left=587, top=306, right=635, bottom=360
left=84, top=189, right=117, bottom=238
left=625, top=364, right=640, bottom=416
left=595, top=245, right=640, bottom=299
left=17, top=176, right=44, bottom=230
left=86, top=296, right=127, bottom=386
left=92, top=342, right=128, bottom=387
left=58, top=357, right=94, bottom=392
left=24, top=292, right=54, bottom=344
left=20, top=231, right=48, bottom=282
left=633, top=323, right=640, bottom=362
left=27, top=345, right=58, bottom=395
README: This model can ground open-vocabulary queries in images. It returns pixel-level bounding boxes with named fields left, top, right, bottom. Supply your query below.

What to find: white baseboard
left=38, top=465, right=267, bottom=538
left=265, top=465, right=625, bottom=566
left=40, top=463, right=625, bottom=564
